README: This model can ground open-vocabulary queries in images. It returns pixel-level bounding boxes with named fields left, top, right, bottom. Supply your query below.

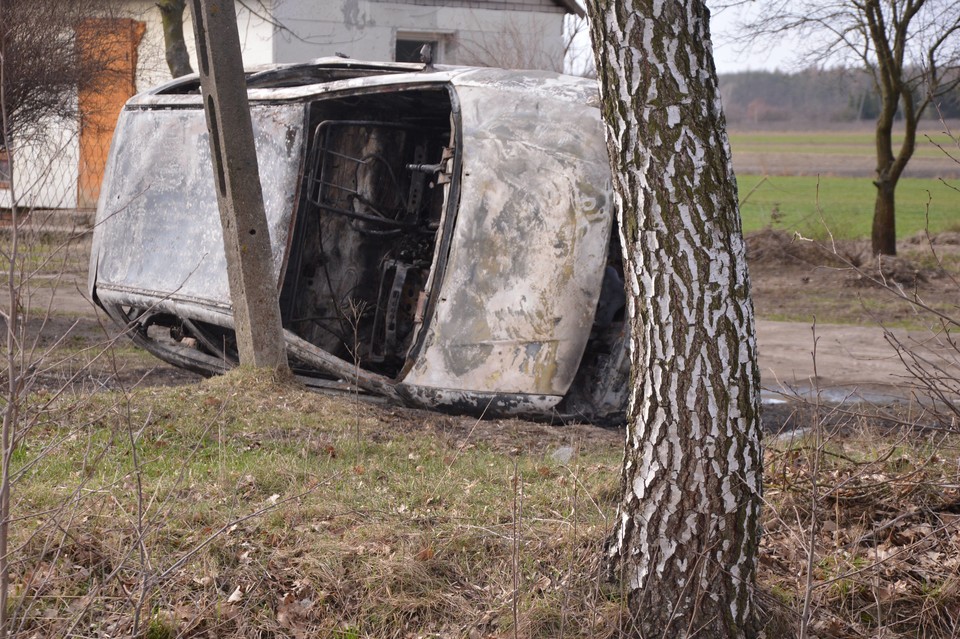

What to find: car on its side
left=89, top=59, right=629, bottom=424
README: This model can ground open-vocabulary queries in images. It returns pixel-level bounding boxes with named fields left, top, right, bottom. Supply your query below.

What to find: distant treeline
left=718, top=68, right=960, bottom=125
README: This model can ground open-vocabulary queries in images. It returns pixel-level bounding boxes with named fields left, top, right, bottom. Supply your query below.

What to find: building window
left=395, top=38, right=438, bottom=63
left=395, top=31, right=453, bottom=63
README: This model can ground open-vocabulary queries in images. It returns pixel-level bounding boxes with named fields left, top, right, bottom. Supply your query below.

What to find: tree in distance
left=585, top=0, right=763, bottom=636
left=731, top=0, right=960, bottom=256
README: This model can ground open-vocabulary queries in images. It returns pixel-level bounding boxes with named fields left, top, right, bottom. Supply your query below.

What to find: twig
left=799, top=318, right=822, bottom=639
left=512, top=458, right=522, bottom=639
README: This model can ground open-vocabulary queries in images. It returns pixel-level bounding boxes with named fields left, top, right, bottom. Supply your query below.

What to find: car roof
left=127, top=58, right=598, bottom=108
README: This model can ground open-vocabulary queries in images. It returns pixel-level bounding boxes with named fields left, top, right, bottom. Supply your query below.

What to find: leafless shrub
left=456, top=12, right=590, bottom=73
left=752, top=113, right=960, bottom=637
left=1, top=0, right=123, bottom=138
left=761, top=412, right=960, bottom=637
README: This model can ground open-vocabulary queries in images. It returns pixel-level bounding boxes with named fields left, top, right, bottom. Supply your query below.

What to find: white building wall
left=0, top=120, right=80, bottom=210
left=122, top=0, right=277, bottom=93
left=272, top=0, right=566, bottom=70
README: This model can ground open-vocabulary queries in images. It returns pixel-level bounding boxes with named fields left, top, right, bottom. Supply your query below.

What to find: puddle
left=759, top=382, right=960, bottom=435
left=761, top=384, right=913, bottom=407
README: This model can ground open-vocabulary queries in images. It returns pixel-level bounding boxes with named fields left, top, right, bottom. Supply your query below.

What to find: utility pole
left=189, top=0, right=289, bottom=371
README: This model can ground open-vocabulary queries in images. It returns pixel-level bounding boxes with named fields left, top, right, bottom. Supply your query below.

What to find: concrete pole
left=189, top=0, right=289, bottom=371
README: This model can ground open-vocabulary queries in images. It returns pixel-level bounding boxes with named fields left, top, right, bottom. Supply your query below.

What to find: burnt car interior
left=161, top=88, right=455, bottom=381
left=280, top=88, right=454, bottom=380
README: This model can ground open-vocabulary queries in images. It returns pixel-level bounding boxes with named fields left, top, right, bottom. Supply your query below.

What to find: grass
left=737, top=174, right=960, bottom=240
left=5, top=367, right=960, bottom=637
left=8, top=371, right=625, bottom=638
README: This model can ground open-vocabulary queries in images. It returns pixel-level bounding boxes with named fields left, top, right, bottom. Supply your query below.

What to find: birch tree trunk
left=584, top=1, right=763, bottom=636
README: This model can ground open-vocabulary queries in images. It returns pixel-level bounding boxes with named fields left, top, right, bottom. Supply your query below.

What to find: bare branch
left=1, top=0, right=124, bottom=137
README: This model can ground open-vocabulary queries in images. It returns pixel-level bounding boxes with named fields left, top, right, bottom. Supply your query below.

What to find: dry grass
left=8, top=372, right=625, bottom=638
left=5, top=225, right=960, bottom=636
left=747, top=229, right=960, bottom=328
left=761, top=416, right=960, bottom=639
left=4, top=365, right=960, bottom=637
left=2, top=225, right=960, bottom=636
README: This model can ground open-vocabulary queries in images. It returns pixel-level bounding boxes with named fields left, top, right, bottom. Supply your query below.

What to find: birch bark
left=584, top=1, right=763, bottom=636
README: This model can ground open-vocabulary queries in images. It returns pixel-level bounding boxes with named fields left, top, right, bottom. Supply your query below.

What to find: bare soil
left=748, top=229, right=960, bottom=398
left=733, top=151, right=960, bottom=179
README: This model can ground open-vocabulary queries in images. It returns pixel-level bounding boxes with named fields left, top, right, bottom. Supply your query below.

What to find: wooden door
left=77, top=18, right=145, bottom=209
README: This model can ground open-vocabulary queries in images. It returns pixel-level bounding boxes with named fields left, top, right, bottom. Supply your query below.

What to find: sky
left=708, top=4, right=795, bottom=74
left=566, top=4, right=801, bottom=77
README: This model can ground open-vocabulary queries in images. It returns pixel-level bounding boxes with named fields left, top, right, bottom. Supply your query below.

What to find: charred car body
left=89, top=60, right=629, bottom=423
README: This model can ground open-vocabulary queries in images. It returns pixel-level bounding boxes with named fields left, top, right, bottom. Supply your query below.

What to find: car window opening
left=281, top=88, right=454, bottom=380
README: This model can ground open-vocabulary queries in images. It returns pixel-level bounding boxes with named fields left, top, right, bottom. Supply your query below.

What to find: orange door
left=77, top=19, right=146, bottom=209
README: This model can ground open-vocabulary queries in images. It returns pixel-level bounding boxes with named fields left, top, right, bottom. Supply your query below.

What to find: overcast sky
left=566, top=5, right=800, bottom=76
left=709, top=4, right=794, bottom=74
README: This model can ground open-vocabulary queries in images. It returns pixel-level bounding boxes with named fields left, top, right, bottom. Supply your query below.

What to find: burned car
left=89, top=59, right=629, bottom=423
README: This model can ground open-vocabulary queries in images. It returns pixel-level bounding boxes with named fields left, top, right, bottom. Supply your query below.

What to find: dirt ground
left=13, top=230, right=960, bottom=431
left=732, top=150, right=960, bottom=179
left=748, top=230, right=960, bottom=401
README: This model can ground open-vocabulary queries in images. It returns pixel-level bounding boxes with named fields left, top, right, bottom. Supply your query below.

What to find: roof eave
left=553, top=0, right=585, bottom=18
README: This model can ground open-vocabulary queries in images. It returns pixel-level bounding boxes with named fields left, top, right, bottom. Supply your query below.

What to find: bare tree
left=158, top=0, right=193, bottom=78
left=564, top=14, right=597, bottom=77
left=0, top=0, right=121, bottom=138
left=733, top=0, right=960, bottom=256
left=585, top=0, right=763, bottom=636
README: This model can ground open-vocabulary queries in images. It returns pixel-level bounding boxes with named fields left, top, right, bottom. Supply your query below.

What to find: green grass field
left=736, top=174, right=960, bottom=240
left=729, top=129, right=958, bottom=161
left=728, top=124, right=960, bottom=240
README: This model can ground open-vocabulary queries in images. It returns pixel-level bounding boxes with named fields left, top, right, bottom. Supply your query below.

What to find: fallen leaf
left=533, top=574, right=551, bottom=592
